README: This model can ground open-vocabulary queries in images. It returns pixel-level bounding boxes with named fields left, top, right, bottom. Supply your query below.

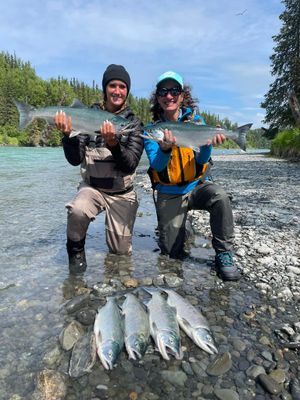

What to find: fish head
left=157, top=330, right=183, bottom=360
left=193, top=328, right=218, bottom=355
left=142, top=128, right=165, bottom=142
left=125, top=333, right=148, bottom=360
left=97, top=340, right=120, bottom=370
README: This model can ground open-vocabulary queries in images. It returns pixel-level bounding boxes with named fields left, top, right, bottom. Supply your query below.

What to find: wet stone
left=257, top=373, right=282, bottom=395
left=32, top=369, right=68, bottom=400
left=246, top=365, right=266, bottom=379
left=181, top=361, right=194, bottom=376
left=64, top=293, right=90, bottom=314
left=290, top=378, right=300, bottom=400
left=76, top=308, right=96, bottom=325
left=214, top=388, right=239, bottom=400
left=68, top=330, right=96, bottom=378
left=206, top=352, right=232, bottom=376
left=269, top=368, right=286, bottom=384
left=160, top=370, right=188, bottom=387
left=59, top=320, right=85, bottom=351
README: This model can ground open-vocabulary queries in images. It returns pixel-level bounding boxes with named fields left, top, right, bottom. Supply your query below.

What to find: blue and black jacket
left=144, top=107, right=212, bottom=195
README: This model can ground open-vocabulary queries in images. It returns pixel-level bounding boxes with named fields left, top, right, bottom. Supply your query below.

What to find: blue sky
left=0, top=0, right=284, bottom=128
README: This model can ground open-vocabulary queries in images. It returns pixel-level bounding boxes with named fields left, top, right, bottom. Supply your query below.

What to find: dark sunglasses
left=156, top=87, right=182, bottom=97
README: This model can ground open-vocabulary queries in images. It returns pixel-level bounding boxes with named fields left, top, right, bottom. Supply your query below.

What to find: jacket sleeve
left=195, top=144, right=212, bottom=164
left=108, top=118, right=144, bottom=173
left=144, top=136, right=171, bottom=172
left=62, top=135, right=88, bottom=166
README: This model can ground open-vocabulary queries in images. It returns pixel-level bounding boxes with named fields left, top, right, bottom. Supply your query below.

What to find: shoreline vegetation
left=0, top=51, right=299, bottom=160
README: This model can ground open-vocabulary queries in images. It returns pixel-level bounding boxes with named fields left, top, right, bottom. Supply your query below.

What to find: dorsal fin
left=70, top=98, right=87, bottom=108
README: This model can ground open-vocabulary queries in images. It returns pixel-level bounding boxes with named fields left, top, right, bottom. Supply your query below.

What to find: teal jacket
left=144, top=107, right=212, bottom=195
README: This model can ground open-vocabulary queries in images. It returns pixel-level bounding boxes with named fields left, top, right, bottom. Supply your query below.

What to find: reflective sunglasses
left=156, top=87, right=182, bottom=97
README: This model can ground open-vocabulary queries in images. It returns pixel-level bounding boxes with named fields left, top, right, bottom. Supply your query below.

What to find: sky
left=0, top=0, right=284, bottom=128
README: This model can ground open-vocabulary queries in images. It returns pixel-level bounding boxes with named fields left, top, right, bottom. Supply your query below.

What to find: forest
left=0, top=51, right=269, bottom=148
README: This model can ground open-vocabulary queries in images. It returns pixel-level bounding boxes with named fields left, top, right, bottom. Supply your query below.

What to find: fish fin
left=178, top=316, right=193, bottom=333
left=232, top=123, right=252, bottom=151
left=237, top=123, right=253, bottom=133
left=13, top=100, right=34, bottom=129
left=70, top=98, right=87, bottom=108
left=69, top=129, right=82, bottom=138
left=119, top=120, right=140, bottom=135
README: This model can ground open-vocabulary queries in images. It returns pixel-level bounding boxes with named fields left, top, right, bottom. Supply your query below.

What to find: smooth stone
left=59, top=320, right=85, bottom=351
left=257, top=373, right=282, bottom=395
left=64, top=293, right=90, bottom=314
left=32, top=369, right=68, bottom=400
left=269, top=368, right=286, bottom=384
left=246, top=365, right=266, bottom=379
left=206, top=352, right=232, bottom=376
left=214, top=388, right=239, bottom=400
left=160, top=370, right=188, bottom=387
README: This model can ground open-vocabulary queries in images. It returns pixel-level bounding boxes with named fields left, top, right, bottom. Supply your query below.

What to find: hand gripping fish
left=14, top=98, right=139, bottom=138
left=93, top=297, right=124, bottom=370
left=142, top=122, right=253, bottom=152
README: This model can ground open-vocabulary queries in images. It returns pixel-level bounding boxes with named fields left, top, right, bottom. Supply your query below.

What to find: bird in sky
left=236, top=9, right=247, bottom=16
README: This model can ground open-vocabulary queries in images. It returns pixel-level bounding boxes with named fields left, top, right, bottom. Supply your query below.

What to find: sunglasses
left=157, top=87, right=182, bottom=97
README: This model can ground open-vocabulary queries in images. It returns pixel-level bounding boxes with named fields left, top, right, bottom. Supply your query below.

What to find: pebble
left=206, top=352, right=232, bottom=376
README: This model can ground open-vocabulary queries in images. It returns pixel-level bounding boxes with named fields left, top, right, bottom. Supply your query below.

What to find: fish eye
left=108, top=350, right=113, bottom=359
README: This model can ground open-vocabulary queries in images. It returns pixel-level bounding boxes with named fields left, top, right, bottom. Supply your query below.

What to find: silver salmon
left=142, top=122, right=252, bottom=151
left=162, top=288, right=218, bottom=355
left=121, top=293, right=150, bottom=360
left=143, top=288, right=183, bottom=361
left=14, top=99, right=139, bottom=137
left=93, top=297, right=124, bottom=370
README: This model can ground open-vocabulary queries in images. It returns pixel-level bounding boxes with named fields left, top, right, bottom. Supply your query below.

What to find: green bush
left=271, top=128, right=300, bottom=159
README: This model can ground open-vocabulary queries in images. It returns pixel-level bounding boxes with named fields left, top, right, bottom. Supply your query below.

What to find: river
left=0, top=147, right=299, bottom=400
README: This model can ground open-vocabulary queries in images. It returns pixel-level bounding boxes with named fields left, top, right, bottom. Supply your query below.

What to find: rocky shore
left=3, top=152, right=300, bottom=400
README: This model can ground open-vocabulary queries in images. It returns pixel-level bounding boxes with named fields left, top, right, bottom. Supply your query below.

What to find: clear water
left=4, top=146, right=298, bottom=400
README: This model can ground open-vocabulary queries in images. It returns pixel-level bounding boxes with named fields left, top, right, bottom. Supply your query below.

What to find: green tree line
left=0, top=51, right=268, bottom=148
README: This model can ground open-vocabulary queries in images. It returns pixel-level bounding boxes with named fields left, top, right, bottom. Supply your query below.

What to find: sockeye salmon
left=162, top=288, right=218, bottom=355
left=142, top=122, right=253, bottom=151
left=14, top=99, right=139, bottom=138
left=93, top=297, right=124, bottom=370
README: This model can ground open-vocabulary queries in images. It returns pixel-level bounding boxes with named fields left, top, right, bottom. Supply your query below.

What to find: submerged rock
left=206, top=352, right=232, bottom=376
left=32, top=369, right=68, bottom=400
left=69, top=329, right=97, bottom=378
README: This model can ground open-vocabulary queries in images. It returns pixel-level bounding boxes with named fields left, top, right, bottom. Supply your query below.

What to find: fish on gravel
left=93, top=297, right=124, bottom=370
left=143, top=287, right=183, bottom=360
left=121, top=293, right=150, bottom=360
left=68, top=329, right=97, bottom=378
left=14, top=98, right=139, bottom=138
left=142, top=122, right=253, bottom=151
left=161, top=288, right=218, bottom=355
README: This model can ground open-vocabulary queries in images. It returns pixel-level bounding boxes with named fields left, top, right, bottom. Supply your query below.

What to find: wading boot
left=215, top=251, right=240, bottom=281
left=67, top=238, right=87, bottom=274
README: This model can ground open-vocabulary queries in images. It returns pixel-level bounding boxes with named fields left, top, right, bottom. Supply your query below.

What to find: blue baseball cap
left=156, top=71, right=184, bottom=89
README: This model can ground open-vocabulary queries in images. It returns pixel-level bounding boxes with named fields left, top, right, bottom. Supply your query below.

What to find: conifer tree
left=261, top=0, right=300, bottom=129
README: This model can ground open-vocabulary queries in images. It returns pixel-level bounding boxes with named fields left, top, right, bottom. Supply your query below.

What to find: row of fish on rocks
left=93, top=286, right=218, bottom=370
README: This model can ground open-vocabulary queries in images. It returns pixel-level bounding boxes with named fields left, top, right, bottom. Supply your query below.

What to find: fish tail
left=13, top=100, right=33, bottom=129
left=236, top=123, right=253, bottom=151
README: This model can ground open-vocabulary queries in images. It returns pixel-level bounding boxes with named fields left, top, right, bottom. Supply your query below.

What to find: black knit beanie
left=102, top=64, right=131, bottom=94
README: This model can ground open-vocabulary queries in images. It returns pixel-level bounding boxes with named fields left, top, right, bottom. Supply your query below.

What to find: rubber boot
left=66, top=238, right=87, bottom=274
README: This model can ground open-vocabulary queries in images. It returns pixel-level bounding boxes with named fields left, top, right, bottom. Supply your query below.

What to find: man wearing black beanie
left=55, top=64, right=144, bottom=274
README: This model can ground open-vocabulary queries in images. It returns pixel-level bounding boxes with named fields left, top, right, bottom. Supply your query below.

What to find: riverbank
left=0, top=149, right=299, bottom=400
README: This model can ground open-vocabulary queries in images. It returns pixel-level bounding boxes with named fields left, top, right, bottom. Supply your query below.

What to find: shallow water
left=0, top=147, right=299, bottom=400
